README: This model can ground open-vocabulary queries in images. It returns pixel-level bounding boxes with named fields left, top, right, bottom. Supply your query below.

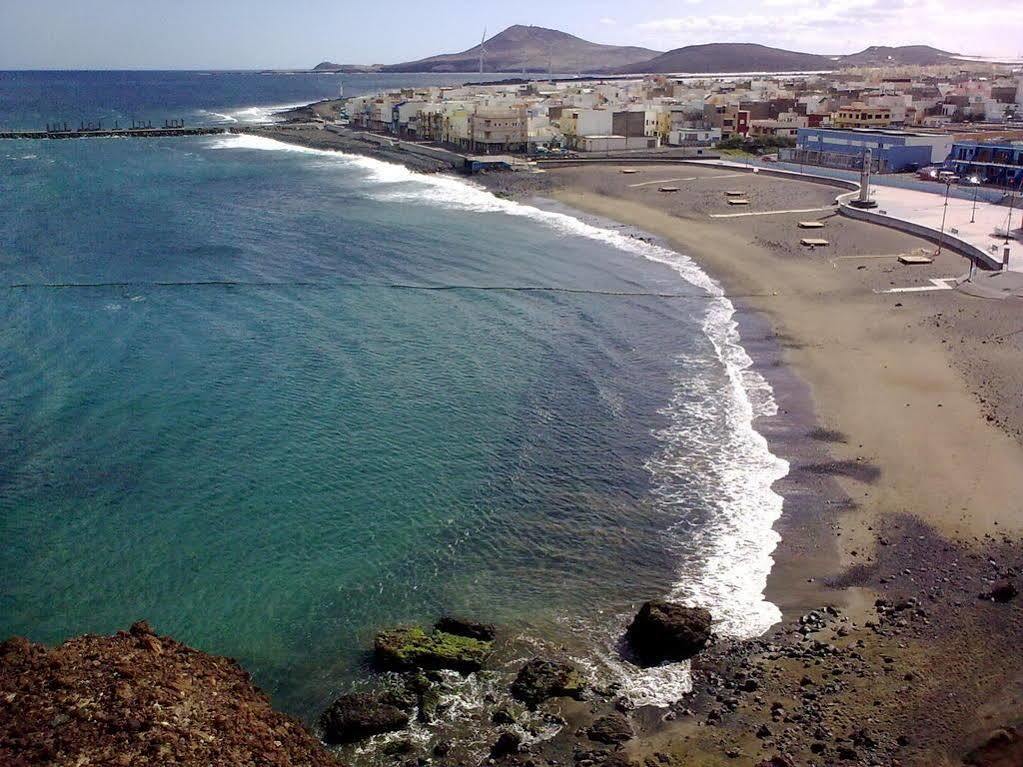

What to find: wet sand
left=525, top=163, right=1023, bottom=765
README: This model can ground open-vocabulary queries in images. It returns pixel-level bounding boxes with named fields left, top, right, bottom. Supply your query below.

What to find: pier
left=1, top=121, right=227, bottom=140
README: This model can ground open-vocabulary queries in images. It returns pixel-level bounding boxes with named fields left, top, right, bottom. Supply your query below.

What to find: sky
left=2, top=0, right=1021, bottom=69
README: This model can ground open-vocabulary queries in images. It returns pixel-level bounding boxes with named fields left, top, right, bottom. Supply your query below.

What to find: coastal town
left=256, top=62, right=1023, bottom=275
left=5, top=14, right=1023, bottom=767
left=334, top=66, right=1023, bottom=183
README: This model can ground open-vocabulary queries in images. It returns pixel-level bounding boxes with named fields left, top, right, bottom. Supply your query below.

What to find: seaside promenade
left=685, top=158, right=1022, bottom=272
left=868, top=186, right=1022, bottom=272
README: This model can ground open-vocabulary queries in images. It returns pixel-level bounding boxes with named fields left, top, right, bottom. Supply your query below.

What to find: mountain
left=381, top=25, right=661, bottom=73
left=838, top=45, right=954, bottom=67
left=614, top=43, right=833, bottom=74
left=311, top=61, right=379, bottom=73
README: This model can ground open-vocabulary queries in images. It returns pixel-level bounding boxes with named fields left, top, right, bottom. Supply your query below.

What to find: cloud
left=599, top=17, right=618, bottom=25
left=634, top=0, right=1023, bottom=56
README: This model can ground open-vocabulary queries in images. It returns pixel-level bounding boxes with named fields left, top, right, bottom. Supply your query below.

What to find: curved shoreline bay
left=1, top=122, right=788, bottom=740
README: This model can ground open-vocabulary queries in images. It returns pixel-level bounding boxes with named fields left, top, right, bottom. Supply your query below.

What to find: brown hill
left=614, top=42, right=834, bottom=74
left=838, top=45, right=954, bottom=67
left=382, top=25, right=661, bottom=73
left=0, top=621, right=338, bottom=767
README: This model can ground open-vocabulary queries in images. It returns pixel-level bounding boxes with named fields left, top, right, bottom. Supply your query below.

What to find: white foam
left=224, top=102, right=311, bottom=124
left=206, top=134, right=790, bottom=706
left=207, top=133, right=324, bottom=154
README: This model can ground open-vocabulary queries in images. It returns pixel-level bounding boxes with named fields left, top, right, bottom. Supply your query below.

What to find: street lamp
left=969, top=175, right=981, bottom=224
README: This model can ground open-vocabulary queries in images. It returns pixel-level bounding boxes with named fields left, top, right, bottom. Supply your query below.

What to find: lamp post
left=937, top=178, right=953, bottom=256
left=969, top=175, right=981, bottom=224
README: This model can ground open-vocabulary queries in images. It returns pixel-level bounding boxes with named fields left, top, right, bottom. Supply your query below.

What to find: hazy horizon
left=3, top=0, right=1020, bottom=70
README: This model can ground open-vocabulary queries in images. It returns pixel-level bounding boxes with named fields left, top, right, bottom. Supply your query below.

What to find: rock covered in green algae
left=374, top=626, right=493, bottom=672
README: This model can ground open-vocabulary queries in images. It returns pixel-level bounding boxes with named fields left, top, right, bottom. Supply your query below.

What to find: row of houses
left=339, top=67, right=1023, bottom=182
left=344, top=81, right=724, bottom=153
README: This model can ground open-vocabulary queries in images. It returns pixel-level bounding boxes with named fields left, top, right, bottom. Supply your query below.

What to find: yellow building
left=832, top=103, right=892, bottom=128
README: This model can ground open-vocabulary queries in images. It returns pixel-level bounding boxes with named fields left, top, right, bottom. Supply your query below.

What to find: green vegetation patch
left=374, top=626, right=493, bottom=672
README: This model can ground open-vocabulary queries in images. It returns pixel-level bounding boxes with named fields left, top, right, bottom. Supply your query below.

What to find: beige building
left=468, top=110, right=527, bottom=153
left=832, top=103, right=893, bottom=128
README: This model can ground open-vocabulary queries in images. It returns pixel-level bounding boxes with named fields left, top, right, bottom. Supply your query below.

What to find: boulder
left=318, top=691, right=410, bottom=744
left=491, top=730, right=523, bottom=758
left=406, top=673, right=440, bottom=724
left=435, top=616, right=497, bottom=641
left=965, top=727, right=1023, bottom=766
left=511, top=657, right=586, bottom=707
left=624, top=600, right=712, bottom=664
left=984, top=581, right=1019, bottom=603
left=374, top=626, right=492, bottom=673
left=586, top=713, right=633, bottom=744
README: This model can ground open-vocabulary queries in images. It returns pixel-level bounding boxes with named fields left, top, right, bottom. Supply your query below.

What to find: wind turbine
left=479, top=27, right=487, bottom=74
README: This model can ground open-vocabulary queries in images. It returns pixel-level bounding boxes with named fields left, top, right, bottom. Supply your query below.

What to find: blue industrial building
left=793, top=127, right=951, bottom=173
left=944, top=140, right=1023, bottom=187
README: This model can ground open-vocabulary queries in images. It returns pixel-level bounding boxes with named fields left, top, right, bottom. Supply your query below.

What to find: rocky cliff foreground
left=0, top=620, right=338, bottom=767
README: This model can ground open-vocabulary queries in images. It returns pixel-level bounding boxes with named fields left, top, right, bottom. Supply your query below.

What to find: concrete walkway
left=866, top=186, right=1022, bottom=272
left=687, top=158, right=1022, bottom=272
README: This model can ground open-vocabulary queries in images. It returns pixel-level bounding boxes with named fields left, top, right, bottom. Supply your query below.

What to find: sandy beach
left=514, top=163, right=1023, bottom=765
left=232, top=124, right=1023, bottom=761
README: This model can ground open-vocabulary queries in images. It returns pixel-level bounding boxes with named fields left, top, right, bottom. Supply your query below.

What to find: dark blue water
left=0, top=72, right=786, bottom=724
left=0, top=70, right=524, bottom=130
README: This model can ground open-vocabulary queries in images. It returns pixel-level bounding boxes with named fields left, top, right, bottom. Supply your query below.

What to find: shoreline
left=185, top=133, right=1023, bottom=761
left=528, top=164, right=1023, bottom=764
left=7, top=127, right=1023, bottom=767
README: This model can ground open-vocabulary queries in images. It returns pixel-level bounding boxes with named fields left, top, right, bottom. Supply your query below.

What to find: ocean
left=0, top=71, right=787, bottom=727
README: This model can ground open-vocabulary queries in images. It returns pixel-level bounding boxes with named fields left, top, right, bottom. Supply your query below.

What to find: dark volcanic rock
left=491, top=730, right=523, bottom=758
left=982, top=581, right=1018, bottom=603
left=625, top=600, right=713, bottom=664
left=492, top=707, right=517, bottom=724
left=587, top=713, right=633, bottom=744
left=319, top=691, right=410, bottom=744
left=435, top=616, right=497, bottom=641
left=964, top=727, right=1023, bottom=766
left=511, top=657, right=586, bottom=707
left=0, top=625, right=338, bottom=767
left=374, top=626, right=492, bottom=672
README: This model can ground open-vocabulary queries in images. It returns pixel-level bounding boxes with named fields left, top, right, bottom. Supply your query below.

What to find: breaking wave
left=208, top=132, right=789, bottom=706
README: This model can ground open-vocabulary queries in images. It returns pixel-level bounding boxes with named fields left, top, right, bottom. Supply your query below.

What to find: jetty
left=1, top=120, right=227, bottom=140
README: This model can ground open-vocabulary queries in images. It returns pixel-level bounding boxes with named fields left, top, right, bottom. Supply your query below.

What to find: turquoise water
left=1, top=86, right=787, bottom=721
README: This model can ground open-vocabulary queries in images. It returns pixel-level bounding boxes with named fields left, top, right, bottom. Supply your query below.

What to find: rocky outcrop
left=0, top=621, right=338, bottom=767
left=625, top=600, right=713, bottom=664
left=374, top=626, right=492, bottom=672
left=980, top=581, right=1018, bottom=603
left=964, top=727, right=1023, bottom=766
left=510, top=657, right=586, bottom=707
left=318, top=691, right=410, bottom=745
left=490, top=730, right=523, bottom=758
left=435, top=616, right=497, bottom=641
left=586, top=713, right=633, bottom=744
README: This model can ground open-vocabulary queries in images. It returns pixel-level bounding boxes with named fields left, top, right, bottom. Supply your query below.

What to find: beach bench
left=898, top=254, right=934, bottom=265
left=800, top=238, right=829, bottom=247
left=724, top=190, right=745, bottom=197
left=620, top=169, right=639, bottom=174
left=727, top=198, right=750, bottom=205
left=798, top=221, right=825, bottom=229
left=658, top=186, right=680, bottom=192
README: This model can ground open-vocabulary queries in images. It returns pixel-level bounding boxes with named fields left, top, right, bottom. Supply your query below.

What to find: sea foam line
left=209, top=132, right=790, bottom=706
